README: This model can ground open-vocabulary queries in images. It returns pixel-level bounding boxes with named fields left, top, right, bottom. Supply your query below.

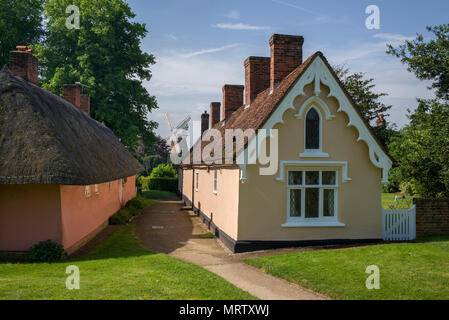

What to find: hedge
left=147, top=177, right=178, bottom=192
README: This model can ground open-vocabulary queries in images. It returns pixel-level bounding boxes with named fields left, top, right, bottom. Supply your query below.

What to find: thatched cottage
left=0, top=46, right=143, bottom=254
left=180, top=34, right=392, bottom=253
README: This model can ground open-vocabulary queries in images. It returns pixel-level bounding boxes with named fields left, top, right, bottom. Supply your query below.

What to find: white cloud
left=177, top=44, right=239, bottom=58
left=145, top=46, right=246, bottom=138
left=372, top=33, right=415, bottom=43
left=213, top=23, right=271, bottom=30
left=224, top=10, right=240, bottom=19
left=164, top=33, right=178, bottom=41
left=271, top=0, right=319, bottom=15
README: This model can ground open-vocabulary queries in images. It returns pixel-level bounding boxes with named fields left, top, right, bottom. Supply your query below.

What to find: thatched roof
left=0, top=67, right=143, bottom=185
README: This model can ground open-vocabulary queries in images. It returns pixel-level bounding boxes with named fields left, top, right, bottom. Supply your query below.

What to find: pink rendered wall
left=60, top=176, right=136, bottom=250
left=0, top=184, right=62, bottom=251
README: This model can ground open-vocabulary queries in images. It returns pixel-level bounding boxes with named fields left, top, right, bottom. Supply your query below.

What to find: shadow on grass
left=412, top=234, right=449, bottom=243
left=69, top=223, right=157, bottom=263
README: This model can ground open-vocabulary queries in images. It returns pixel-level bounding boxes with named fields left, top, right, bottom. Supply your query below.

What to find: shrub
left=126, top=196, right=150, bottom=211
left=109, top=196, right=154, bottom=225
left=150, top=163, right=177, bottom=179
left=141, top=176, right=151, bottom=191
left=27, top=240, right=66, bottom=262
left=109, top=208, right=133, bottom=225
left=148, top=177, right=178, bottom=192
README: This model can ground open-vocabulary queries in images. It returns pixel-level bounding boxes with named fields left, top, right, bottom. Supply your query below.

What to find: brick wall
left=414, top=198, right=449, bottom=237
left=201, top=111, right=209, bottom=135
left=269, top=34, right=304, bottom=90
left=210, top=102, right=221, bottom=127
left=222, top=85, right=244, bottom=120
left=244, top=56, right=270, bottom=105
left=9, top=48, right=39, bottom=86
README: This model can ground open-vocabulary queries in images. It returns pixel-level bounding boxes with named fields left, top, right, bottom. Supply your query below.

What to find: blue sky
left=127, top=0, right=449, bottom=139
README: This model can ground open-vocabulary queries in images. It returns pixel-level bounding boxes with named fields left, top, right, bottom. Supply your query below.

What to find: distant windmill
left=165, top=113, right=191, bottom=155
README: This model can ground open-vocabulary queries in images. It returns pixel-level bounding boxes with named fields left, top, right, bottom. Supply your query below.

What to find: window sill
left=282, top=221, right=345, bottom=228
left=299, top=151, right=329, bottom=158
left=213, top=191, right=217, bottom=195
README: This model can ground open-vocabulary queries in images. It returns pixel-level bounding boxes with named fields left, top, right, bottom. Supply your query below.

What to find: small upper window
left=305, top=108, right=320, bottom=150
left=195, top=172, right=199, bottom=192
left=94, top=184, right=99, bottom=195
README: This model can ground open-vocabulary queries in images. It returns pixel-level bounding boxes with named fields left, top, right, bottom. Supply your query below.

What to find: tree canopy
left=387, top=24, right=449, bottom=101
left=33, top=0, right=158, bottom=153
left=386, top=24, right=449, bottom=198
left=0, top=0, right=45, bottom=67
left=389, top=99, right=449, bottom=197
left=334, top=65, right=397, bottom=147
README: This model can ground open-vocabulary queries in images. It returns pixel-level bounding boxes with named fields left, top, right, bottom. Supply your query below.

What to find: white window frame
left=195, top=172, right=199, bottom=192
left=213, top=168, right=218, bottom=194
left=300, top=106, right=329, bottom=158
left=283, top=169, right=344, bottom=228
left=94, top=184, right=99, bottom=195
left=85, top=185, right=91, bottom=198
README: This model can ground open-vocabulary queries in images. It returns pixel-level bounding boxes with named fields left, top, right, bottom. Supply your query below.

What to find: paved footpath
left=135, top=200, right=327, bottom=300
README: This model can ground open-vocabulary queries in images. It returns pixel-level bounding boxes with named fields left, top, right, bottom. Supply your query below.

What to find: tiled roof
left=185, top=51, right=390, bottom=166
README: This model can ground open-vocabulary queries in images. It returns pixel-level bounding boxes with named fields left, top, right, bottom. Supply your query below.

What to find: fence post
left=410, top=205, right=416, bottom=240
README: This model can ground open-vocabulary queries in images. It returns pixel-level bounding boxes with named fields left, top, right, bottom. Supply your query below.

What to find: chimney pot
left=63, top=84, right=90, bottom=115
left=9, top=46, right=39, bottom=85
left=201, top=110, right=210, bottom=135
left=244, top=56, right=270, bottom=105
left=222, top=85, right=244, bottom=120
left=210, top=102, right=221, bottom=127
left=269, top=34, right=304, bottom=90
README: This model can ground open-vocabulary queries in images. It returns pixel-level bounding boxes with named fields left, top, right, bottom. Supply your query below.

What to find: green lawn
left=245, top=235, right=449, bottom=300
left=382, top=193, right=413, bottom=209
left=0, top=224, right=254, bottom=300
left=142, top=190, right=176, bottom=200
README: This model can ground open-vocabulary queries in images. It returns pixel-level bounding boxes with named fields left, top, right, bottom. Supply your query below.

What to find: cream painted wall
left=183, top=167, right=240, bottom=239
left=237, top=81, right=382, bottom=241
left=182, top=168, right=193, bottom=206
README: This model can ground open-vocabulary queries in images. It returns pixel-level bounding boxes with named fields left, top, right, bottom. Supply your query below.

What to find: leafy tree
left=150, top=136, right=170, bottom=162
left=335, top=65, right=392, bottom=122
left=334, top=65, right=397, bottom=147
left=0, top=0, right=45, bottom=67
left=388, top=99, right=449, bottom=198
left=33, top=0, right=158, bottom=153
left=150, top=163, right=177, bottom=179
left=142, top=155, right=164, bottom=176
left=387, top=24, right=449, bottom=101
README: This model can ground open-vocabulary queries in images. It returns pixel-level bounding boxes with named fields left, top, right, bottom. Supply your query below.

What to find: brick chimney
left=244, top=56, right=270, bottom=105
left=201, top=110, right=210, bottom=135
left=63, top=83, right=90, bottom=115
left=9, top=46, right=39, bottom=85
left=210, top=102, right=221, bottom=127
left=376, top=114, right=386, bottom=127
left=222, top=85, right=244, bottom=120
left=269, top=34, right=304, bottom=90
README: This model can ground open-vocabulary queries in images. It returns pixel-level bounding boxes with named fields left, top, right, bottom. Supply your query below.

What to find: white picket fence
left=382, top=205, right=416, bottom=241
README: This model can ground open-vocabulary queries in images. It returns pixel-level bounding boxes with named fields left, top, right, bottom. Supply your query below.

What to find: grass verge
left=245, top=235, right=449, bottom=300
left=0, top=224, right=255, bottom=300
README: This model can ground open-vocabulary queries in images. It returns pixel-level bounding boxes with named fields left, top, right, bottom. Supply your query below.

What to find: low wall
left=414, top=198, right=449, bottom=237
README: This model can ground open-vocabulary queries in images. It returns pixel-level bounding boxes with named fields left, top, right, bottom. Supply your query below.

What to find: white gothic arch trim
left=294, top=96, right=336, bottom=121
